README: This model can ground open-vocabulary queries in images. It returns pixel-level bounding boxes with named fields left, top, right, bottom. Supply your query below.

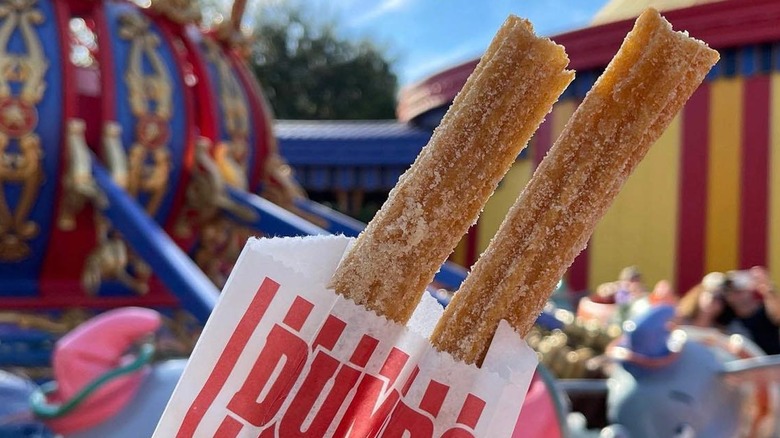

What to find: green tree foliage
left=249, top=8, right=398, bottom=120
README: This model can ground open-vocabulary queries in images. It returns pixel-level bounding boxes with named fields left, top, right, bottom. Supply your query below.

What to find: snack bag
left=154, top=7, right=720, bottom=437
left=153, top=235, right=537, bottom=438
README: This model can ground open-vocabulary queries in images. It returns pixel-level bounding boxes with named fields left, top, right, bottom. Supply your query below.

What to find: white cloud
left=349, top=0, right=413, bottom=26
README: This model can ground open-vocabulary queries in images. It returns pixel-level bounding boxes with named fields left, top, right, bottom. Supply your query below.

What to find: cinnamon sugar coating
left=431, top=9, right=720, bottom=365
left=329, top=15, right=574, bottom=323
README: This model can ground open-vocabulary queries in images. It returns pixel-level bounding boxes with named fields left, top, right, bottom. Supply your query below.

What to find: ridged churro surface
left=329, top=15, right=574, bottom=323
left=431, top=8, right=720, bottom=365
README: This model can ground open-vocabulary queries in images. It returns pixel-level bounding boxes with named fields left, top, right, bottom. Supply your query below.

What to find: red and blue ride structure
left=0, top=0, right=469, bottom=382
left=0, top=0, right=443, bottom=319
left=0, top=0, right=300, bottom=317
left=0, top=0, right=379, bottom=434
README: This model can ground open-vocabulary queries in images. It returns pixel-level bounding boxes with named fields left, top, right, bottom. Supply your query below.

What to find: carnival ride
left=0, top=0, right=469, bottom=434
left=0, top=0, right=466, bottom=367
left=2, top=0, right=780, bottom=436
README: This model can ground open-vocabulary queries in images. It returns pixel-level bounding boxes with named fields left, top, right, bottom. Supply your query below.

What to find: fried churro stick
left=431, top=8, right=720, bottom=365
left=329, top=16, right=574, bottom=323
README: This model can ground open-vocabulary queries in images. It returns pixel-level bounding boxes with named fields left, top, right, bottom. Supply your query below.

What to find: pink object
left=577, top=296, right=618, bottom=325
left=44, top=307, right=162, bottom=435
left=513, top=371, right=563, bottom=438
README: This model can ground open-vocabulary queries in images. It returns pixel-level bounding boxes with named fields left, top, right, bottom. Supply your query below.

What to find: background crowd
left=572, top=266, right=780, bottom=355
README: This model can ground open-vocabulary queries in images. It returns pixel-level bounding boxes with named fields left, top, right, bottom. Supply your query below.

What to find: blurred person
left=675, top=272, right=732, bottom=329
left=721, top=267, right=780, bottom=355
left=626, top=280, right=678, bottom=320
left=648, top=280, right=678, bottom=306
left=617, top=265, right=648, bottom=302
left=576, top=282, right=620, bottom=326
left=592, top=281, right=619, bottom=304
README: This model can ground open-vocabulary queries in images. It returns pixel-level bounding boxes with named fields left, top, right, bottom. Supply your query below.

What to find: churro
left=329, top=16, right=574, bottom=323
left=431, top=9, right=720, bottom=364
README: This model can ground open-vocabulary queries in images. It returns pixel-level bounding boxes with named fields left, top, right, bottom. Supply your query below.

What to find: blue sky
left=239, top=0, right=610, bottom=87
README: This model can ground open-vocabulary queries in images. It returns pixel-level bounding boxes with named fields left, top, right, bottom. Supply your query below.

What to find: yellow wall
left=454, top=74, right=777, bottom=291
left=476, top=159, right=533, bottom=253
left=552, top=101, right=577, bottom=145
left=705, top=78, right=742, bottom=274
left=588, top=116, right=682, bottom=290
left=770, top=73, right=780, bottom=286
left=460, top=100, right=578, bottom=264
left=475, top=100, right=577, bottom=255
left=451, top=234, right=469, bottom=268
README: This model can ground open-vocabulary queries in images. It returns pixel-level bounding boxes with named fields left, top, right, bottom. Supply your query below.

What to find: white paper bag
left=154, top=235, right=537, bottom=437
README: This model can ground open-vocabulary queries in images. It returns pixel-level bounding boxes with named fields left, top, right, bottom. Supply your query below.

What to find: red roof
left=397, top=0, right=780, bottom=122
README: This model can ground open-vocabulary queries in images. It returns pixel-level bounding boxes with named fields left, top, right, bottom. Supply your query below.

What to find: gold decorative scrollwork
left=148, top=0, right=202, bottom=26
left=212, top=0, right=251, bottom=54
left=74, top=119, right=149, bottom=296
left=203, top=34, right=322, bottom=227
left=193, top=215, right=244, bottom=288
left=58, top=119, right=104, bottom=231
left=82, top=214, right=150, bottom=296
left=174, top=137, right=255, bottom=233
left=203, top=37, right=249, bottom=189
left=0, top=308, right=89, bottom=335
left=102, top=121, right=128, bottom=188
left=175, top=137, right=255, bottom=286
left=0, top=0, right=47, bottom=261
left=119, top=13, right=172, bottom=217
left=174, top=137, right=221, bottom=237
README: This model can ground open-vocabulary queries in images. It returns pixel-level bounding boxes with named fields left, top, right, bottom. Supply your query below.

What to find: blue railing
left=224, top=188, right=328, bottom=237
left=294, top=198, right=468, bottom=294
left=92, top=162, right=220, bottom=323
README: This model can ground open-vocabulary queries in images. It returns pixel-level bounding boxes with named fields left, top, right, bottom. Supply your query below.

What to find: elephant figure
left=565, top=305, right=780, bottom=438
left=25, top=307, right=186, bottom=438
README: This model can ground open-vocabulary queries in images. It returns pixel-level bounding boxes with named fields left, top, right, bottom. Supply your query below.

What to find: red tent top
left=397, top=0, right=780, bottom=122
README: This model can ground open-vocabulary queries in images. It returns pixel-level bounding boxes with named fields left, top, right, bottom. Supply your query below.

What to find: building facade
left=394, top=0, right=780, bottom=293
